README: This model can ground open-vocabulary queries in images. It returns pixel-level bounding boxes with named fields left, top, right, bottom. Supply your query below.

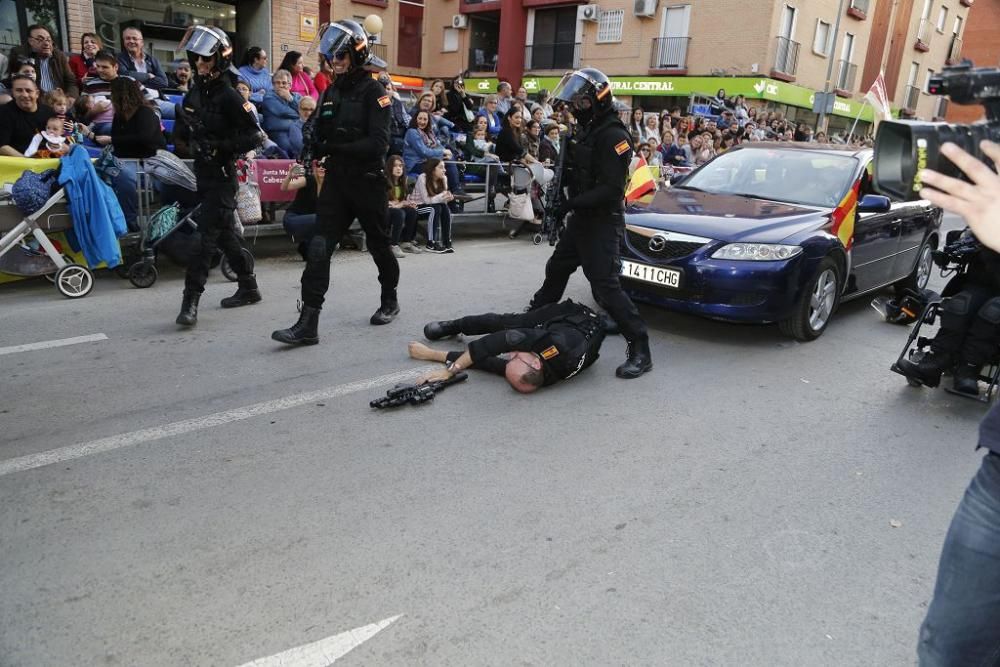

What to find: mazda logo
left=648, top=235, right=667, bottom=252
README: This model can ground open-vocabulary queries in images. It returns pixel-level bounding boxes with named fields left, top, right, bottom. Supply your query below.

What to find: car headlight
left=711, top=243, right=803, bottom=261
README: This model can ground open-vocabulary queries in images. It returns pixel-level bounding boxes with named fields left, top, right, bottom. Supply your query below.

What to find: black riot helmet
left=178, top=25, right=233, bottom=74
left=551, top=67, right=614, bottom=127
left=310, top=19, right=387, bottom=72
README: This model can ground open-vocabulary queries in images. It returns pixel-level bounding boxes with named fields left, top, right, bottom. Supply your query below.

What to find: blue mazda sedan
left=620, top=144, right=942, bottom=340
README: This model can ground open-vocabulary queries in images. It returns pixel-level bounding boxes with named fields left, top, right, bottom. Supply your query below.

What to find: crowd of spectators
left=0, top=27, right=877, bottom=250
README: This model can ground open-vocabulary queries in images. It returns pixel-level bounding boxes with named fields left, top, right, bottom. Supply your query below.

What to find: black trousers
left=445, top=301, right=583, bottom=376
left=300, top=172, right=400, bottom=309
left=387, top=207, right=418, bottom=245
left=934, top=284, right=1000, bottom=367
left=184, top=177, right=252, bottom=294
left=530, top=213, right=647, bottom=342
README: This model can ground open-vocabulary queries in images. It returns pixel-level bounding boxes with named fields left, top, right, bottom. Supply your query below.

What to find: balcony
left=371, top=43, right=387, bottom=62
left=771, top=36, right=800, bottom=81
left=903, top=84, right=921, bottom=113
left=915, top=18, right=931, bottom=51
left=649, top=36, right=690, bottom=72
left=847, top=0, right=869, bottom=19
left=946, top=35, right=963, bottom=65
left=834, top=59, right=857, bottom=94
left=468, top=47, right=498, bottom=72
left=524, top=42, right=580, bottom=71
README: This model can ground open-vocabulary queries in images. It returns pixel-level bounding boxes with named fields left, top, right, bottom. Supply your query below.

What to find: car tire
left=779, top=256, right=842, bottom=341
left=894, top=236, right=936, bottom=294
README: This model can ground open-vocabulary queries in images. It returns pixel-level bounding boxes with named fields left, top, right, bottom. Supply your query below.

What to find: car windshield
left=678, top=148, right=859, bottom=208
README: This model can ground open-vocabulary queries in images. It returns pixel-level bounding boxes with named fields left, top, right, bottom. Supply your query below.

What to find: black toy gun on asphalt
left=541, top=131, right=569, bottom=246
left=370, top=372, right=469, bottom=409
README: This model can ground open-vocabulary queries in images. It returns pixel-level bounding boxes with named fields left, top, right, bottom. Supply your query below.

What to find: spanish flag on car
left=625, top=156, right=657, bottom=203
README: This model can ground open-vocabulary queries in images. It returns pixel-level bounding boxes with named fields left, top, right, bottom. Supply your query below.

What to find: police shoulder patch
left=377, top=95, right=391, bottom=108
left=614, top=140, right=630, bottom=156
left=242, top=101, right=254, bottom=113
left=540, top=345, right=560, bottom=360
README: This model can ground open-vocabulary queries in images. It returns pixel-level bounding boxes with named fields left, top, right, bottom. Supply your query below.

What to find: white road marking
left=236, top=615, right=402, bottom=666
left=0, top=333, right=108, bottom=356
left=0, top=368, right=428, bottom=477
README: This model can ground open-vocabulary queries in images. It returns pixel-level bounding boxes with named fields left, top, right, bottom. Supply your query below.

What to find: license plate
left=620, top=259, right=682, bottom=289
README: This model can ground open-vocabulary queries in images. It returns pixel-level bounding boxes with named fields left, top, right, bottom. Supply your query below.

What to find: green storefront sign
left=464, top=75, right=875, bottom=122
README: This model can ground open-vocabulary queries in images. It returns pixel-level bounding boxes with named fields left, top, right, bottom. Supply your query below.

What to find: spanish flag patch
left=377, top=95, right=391, bottom=108
left=242, top=101, right=254, bottom=113
left=614, top=140, right=630, bottom=156
left=540, top=345, right=560, bottom=360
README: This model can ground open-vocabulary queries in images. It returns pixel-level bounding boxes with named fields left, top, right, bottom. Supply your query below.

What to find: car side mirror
left=857, top=194, right=891, bottom=213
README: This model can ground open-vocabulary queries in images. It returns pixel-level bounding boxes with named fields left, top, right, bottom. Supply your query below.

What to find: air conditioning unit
left=452, top=14, right=468, bottom=29
left=634, top=0, right=657, bottom=18
left=579, top=4, right=601, bottom=22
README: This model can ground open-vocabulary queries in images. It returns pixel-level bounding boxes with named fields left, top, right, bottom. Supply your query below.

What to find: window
left=953, top=15, right=963, bottom=35
left=841, top=31, right=855, bottom=61
left=397, top=0, right=424, bottom=68
left=908, top=61, right=919, bottom=86
left=529, top=7, right=578, bottom=70
left=596, top=8, right=624, bottom=43
left=936, top=6, right=948, bottom=31
left=442, top=27, right=458, bottom=53
left=924, top=68, right=934, bottom=93
left=813, top=19, right=832, bottom=56
left=920, top=0, right=932, bottom=20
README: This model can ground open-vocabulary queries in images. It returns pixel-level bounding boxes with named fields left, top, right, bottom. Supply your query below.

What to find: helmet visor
left=310, top=23, right=357, bottom=60
left=179, top=26, right=222, bottom=58
left=550, top=71, right=610, bottom=110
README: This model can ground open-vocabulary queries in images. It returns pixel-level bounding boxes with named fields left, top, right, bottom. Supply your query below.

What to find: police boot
left=897, top=351, right=950, bottom=388
left=616, top=337, right=653, bottom=379
left=175, top=292, right=200, bottom=327
left=271, top=305, right=320, bottom=346
left=370, top=296, right=400, bottom=326
left=423, top=320, right=460, bottom=340
left=952, top=363, right=981, bottom=396
left=220, top=274, right=262, bottom=308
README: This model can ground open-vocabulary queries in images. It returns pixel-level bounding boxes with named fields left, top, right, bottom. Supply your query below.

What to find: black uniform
left=177, top=75, right=261, bottom=294
left=300, top=67, right=399, bottom=309
left=933, top=246, right=1000, bottom=368
left=529, top=111, right=648, bottom=343
left=444, top=301, right=605, bottom=385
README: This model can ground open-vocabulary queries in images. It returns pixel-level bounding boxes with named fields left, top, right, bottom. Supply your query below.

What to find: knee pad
left=978, top=297, right=1000, bottom=325
left=306, top=236, right=328, bottom=263
left=943, top=293, right=972, bottom=317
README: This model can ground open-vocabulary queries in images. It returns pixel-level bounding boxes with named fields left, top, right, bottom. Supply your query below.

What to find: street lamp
left=817, top=0, right=847, bottom=134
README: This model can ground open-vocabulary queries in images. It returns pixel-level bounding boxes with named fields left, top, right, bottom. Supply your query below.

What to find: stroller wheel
left=532, top=232, right=543, bottom=245
left=55, top=264, right=95, bottom=298
left=128, top=262, right=158, bottom=288
left=44, top=255, right=74, bottom=283
left=220, top=248, right=255, bottom=282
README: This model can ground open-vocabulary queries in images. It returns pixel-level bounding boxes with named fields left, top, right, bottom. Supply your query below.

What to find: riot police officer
left=174, top=25, right=264, bottom=327
left=271, top=19, right=399, bottom=346
left=528, top=68, right=653, bottom=379
left=415, top=300, right=607, bottom=392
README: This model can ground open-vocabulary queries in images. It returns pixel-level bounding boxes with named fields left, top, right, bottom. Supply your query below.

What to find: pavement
left=0, top=213, right=989, bottom=666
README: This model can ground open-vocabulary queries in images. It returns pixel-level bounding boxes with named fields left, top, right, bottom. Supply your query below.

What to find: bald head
left=504, top=352, right=544, bottom=393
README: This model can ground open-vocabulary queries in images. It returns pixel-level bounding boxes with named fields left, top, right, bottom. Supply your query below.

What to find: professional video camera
left=873, top=60, right=1000, bottom=201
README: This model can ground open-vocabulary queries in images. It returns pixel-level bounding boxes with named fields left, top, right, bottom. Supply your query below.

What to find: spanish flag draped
left=830, top=180, right=861, bottom=250
left=625, top=157, right=657, bottom=203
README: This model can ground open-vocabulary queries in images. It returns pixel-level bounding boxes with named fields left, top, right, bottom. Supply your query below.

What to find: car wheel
left=894, top=236, right=935, bottom=293
left=779, top=257, right=842, bottom=341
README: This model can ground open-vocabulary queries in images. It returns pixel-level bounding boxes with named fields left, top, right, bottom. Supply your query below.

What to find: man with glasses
left=10, top=24, right=78, bottom=99
left=412, top=300, right=608, bottom=393
left=172, top=25, right=264, bottom=327
left=272, top=19, right=400, bottom=346
left=0, top=75, right=54, bottom=156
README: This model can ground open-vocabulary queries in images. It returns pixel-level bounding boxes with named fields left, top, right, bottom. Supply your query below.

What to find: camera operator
left=897, top=232, right=1000, bottom=396
left=912, top=139, right=1000, bottom=667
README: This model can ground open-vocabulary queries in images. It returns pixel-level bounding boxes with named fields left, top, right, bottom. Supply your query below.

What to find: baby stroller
left=0, top=184, right=94, bottom=298
left=889, top=229, right=1000, bottom=403
left=119, top=152, right=253, bottom=288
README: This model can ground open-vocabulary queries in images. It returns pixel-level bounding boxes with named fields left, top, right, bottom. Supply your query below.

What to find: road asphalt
left=0, top=213, right=988, bottom=666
